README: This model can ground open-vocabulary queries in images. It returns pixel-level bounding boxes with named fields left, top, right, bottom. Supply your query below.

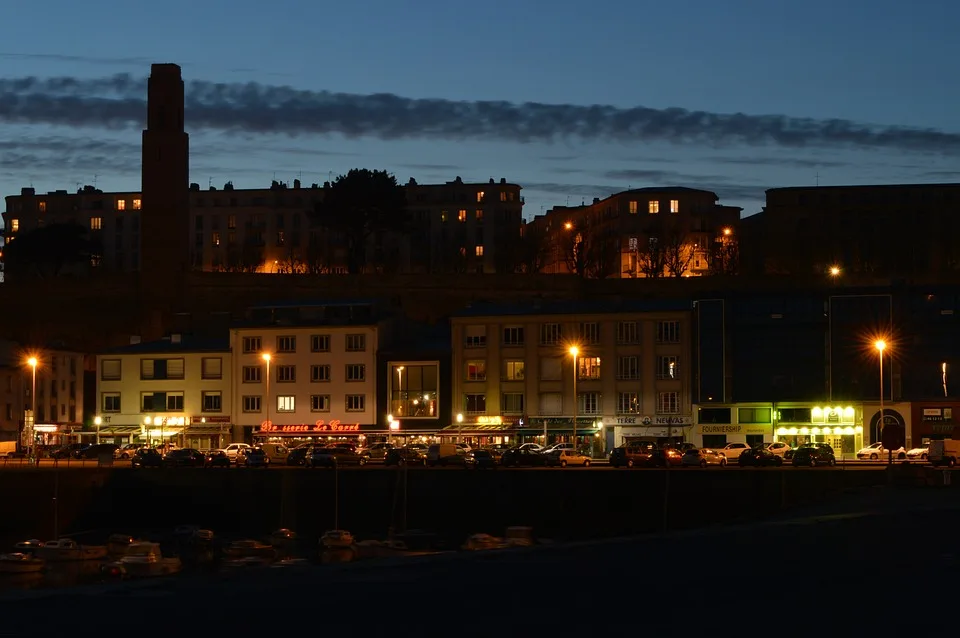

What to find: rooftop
left=453, top=298, right=692, bottom=318
left=102, top=334, right=230, bottom=355
left=767, top=183, right=960, bottom=194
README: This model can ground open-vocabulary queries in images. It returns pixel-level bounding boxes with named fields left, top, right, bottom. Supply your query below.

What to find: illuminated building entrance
left=775, top=405, right=864, bottom=459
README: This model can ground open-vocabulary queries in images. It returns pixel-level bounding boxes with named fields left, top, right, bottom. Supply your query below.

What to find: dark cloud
left=2, top=73, right=959, bottom=154
left=710, top=156, right=850, bottom=169
left=0, top=152, right=139, bottom=175
left=0, top=53, right=154, bottom=66
left=603, top=168, right=733, bottom=183
left=921, top=170, right=960, bottom=178
left=400, top=163, right=462, bottom=171
left=522, top=182, right=619, bottom=197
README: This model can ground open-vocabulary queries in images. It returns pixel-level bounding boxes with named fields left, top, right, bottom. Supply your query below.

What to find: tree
left=220, top=239, right=263, bottom=273
left=636, top=237, right=668, bottom=278
left=497, top=224, right=549, bottom=274
left=1, top=223, right=93, bottom=278
left=561, top=228, right=589, bottom=277
left=708, top=234, right=740, bottom=275
left=309, top=169, right=409, bottom=274
left=661, top=229, right=693, bottom=278
left=584, top=227, right=621, bottom=279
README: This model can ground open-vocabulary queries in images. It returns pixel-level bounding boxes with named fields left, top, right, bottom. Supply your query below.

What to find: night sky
left=1, top=0, right=959, bottom=221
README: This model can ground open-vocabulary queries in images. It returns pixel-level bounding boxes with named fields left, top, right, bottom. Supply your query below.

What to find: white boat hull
left=37, top=547, right=108, bottom=562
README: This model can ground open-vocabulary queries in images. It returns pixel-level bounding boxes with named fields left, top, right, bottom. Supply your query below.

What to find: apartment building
left=0, top=341, right=85, bottom=447
left=95, top=335, right=233, bottom=449
left=449, top=300, right=693, bottom=451
left=528, top=187, right=741, bottom=278
left=230, top=304, right=393, bottom=441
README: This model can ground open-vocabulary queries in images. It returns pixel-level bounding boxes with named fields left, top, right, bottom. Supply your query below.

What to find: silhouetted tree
left=496, top=224, right=549, bottom=274
left=310, top=169, right=409, bottom=274
left=561, top=228, right=589, bottom=277
left=661, top=226, right=693, bottom=277
left=1, top=223, right=93, bottom=278
left=708, top=234, right=740, bottom=275
left=584, top=227, right=621, bottom=279
left=637, top=237, right=668, bottom=278
left=221, top=239, right=263, bottom=273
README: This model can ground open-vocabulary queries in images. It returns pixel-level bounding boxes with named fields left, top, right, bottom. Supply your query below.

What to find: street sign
left=881, top=423, right=905, bottom=451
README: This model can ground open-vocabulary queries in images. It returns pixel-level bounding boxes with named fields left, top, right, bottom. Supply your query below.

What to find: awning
left=438, top=424, right=600, bottom=436
left=185, top=425, right=230, bottom=435
left=95, top=426, right=141, bottom=436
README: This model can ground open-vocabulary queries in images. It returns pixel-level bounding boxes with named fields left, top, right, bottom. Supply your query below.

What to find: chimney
left=21, top=187, right=35, bottom=196
left=130, top=336, right=142, bottom=345
left=170, top=334, right=182, bottom=344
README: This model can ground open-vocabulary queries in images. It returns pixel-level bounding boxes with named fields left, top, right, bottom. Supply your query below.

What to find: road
left=2, top=487, right=958, bottom=634
left=0, top=457, right=920, bottom=471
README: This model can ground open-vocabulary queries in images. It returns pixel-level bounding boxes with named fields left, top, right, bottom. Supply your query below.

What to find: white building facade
left=230, top=322, right=383, bottom=441
left=95, top=335, right=233, bottom=448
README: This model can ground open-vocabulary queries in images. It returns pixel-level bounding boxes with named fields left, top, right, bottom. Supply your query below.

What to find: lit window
left=629, top=201, right=638, bottom=214
left=116, top=199, right=126, bottom=211
left=132, top=199, right=142, bottom=210
left=90, top=217, right=102, bottom=230
left=475, top=246, right=484, bottom=257
left=670, top=199, right=679, bottom=213
left=458, top=209, right=467, bottom=222
left=441, top=211, right=449, bottom=222
left=475, top=209, right=484, bottom=221
left=499, top=192, right=507, bottom=202
left=276, top=396, right=295, bottom=412
left=648, top=201, right=659, bottom=214
left=212, top=232, right=220, bottom=247
left=10, top=219, right=18, bottom=233
left=227, top=215, right=237, bottom=229
left=476, top=191, right=485, bottom=203
left=38, top=202, right=46, bottom=213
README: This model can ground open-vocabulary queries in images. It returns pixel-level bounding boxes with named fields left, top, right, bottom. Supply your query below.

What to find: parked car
left=75, top=443, right=119, bottom=460
left=517, top=443, right=544, bottom=453
left=906, top=446, right=929, bottom=461
left=50, top=444, right=85, bottom=460
left=114, top=443, right=144, bottom=459
left=719, top=442, right=751, bottom=461
left=649, top=448, right=684, bottom=468
left=608, top=443, right=656, bottom=468
left=204, top=450, right=232, bottom=468
left=681, top=448, right=727, bottom=468
left=163, top=448, right=206, bottom=468
left=738, top=446, right=784, bottom=467
left=237, top=447, right=270, bottom=468
left=131, top=448, right=164, bottom=469
left=466, top=449, right=499, bottom=469
left=545, top=449, right=592, bottom=468
left=305, top=446, right=368, bottom=468
left=766, top=442, right=791, bottom=457
left=285, top=445, right=318, bottom=466
left=543, top=443, right=575, bottom=455
left=384, top=446, right=428, bottom=467
left=360, top=442, right=395, bottom=460
left=259, top=443, right=289, bottom=464
left=223, top=443, right=252, bottom=463
left=856, top=442, right=906, bottom=460
left=500, top=448, right=546, bottom=468
left=791, top=443, right=837, bottom=467
left=427, top=444, right=469, bottom=467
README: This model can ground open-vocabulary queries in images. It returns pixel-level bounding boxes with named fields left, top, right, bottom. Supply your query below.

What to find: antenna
left=208, top=177, right=212, bottom=188
left=273, top=171, right=277, bottom=182
left=328, top=171, right=333, bottom=183
left=566, top=196, right=570, bottom=206
left=298, top=170, right=302, bottom=181
left=93, top=174, right=98, bottom=188
left=816, top=172, right=820, bottom=187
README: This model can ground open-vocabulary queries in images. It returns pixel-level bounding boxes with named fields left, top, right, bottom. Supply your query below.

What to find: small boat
left=193, top=529, right=215, bottom=542
left=37, top=539, right=108, bottom=562
left=321, top=530, right=354, bottom=549
left=107, top=534, right=137, bottom=555
left=504, top=526, right=535, bottom=548
left=223, top=556, right=273, bottom=569
left=269, top=528, right=297, bottom=546
left=462, top=533, right=509, bottom=551
left=118, top=542, right=182, bottom=578
left=353, top=539, right=416, bottom=560
left=0, top=553, right=44, bottom=574
left=13, top=539, right=44, bottom=555
left=223, top=539, right=276, bottom=559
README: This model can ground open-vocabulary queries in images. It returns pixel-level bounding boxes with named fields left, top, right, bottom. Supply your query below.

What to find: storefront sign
left=191, top=416, right=231, bottom=424
left=701, top=424, right=742, bottom=434
left=476, top=416, right=503, bottom=425
left=259, top=419, right=360, bottom=433
left=654, top=416, right=692, bottom=426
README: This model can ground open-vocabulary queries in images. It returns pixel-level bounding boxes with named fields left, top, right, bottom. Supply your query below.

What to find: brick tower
left=140, top=63, right=190, bottom=310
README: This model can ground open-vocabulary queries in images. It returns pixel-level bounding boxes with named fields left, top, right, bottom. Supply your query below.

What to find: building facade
left=449, top=300, right=694, bottom=453
left=95, top=335, right=233, bottom=448
left=528, top=187, right=741, bottom=278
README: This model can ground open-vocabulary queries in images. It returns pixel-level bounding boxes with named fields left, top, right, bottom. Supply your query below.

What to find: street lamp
left=875, top=339, right=888, bottom=463
left=457, top=413, right=464, bottom=443
left=829, top=265, right=841, bottom=277
left=396, top=366, right=404, bottom=415
left=262, top=353, right=272, bottom=430
left=26, top=356, right=38, bottom=461
left=569, top=346, right=579, bottom=449
left=94, top=416, right=102, bottom=444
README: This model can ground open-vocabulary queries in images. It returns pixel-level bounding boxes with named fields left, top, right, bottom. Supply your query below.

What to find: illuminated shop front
left=694, top=406, right=771, bottom=448
left=252, top=418, right=437, bottom=446
left=613, top=415, right=692, bottom=449
left=910, top=403, right=959, bottom=447
left=774, top=405, right=864, bottom=458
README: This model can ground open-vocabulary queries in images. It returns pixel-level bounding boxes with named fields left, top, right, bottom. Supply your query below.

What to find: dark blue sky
left=1, top=0, right=959, bottom=219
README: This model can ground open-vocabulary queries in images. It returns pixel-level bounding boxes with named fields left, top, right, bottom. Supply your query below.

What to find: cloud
left=400, top=163, right=462, bottom=171
left=603, top=168, right=734, bottom=183
left=2, top=73, right=960, bottom=154
left=0, top=52, right=155, bottom=66
left=921, top=170, right=960, bottom=178
left=709, top=156, right=850, bottom=169
left=522, top=182, right=619, bottom=197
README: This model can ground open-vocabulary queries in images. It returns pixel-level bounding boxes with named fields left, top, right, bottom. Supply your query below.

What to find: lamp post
left=396, top=366, right=404, bottom=415
left=457, top=413, right=464, bottom=443
left=875, top=340, right=889, bottom=465
left=569, top=346, right=579, bottom=449
left=27, top=356, right=37, bottom=461
left=94, top=416, right=102, bottom=445
left=262, top=353, right=272, bottom=429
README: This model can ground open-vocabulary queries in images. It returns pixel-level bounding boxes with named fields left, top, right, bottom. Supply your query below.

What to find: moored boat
left=13, top=539, right=44, bottom=555
left=118, top=542, right=182, bottom=578
left=222, top=539, right=276, bottom=559
left=462, top=533, right=509, bottom=551
left=37, top=539, right=108, bottom=562
left=107, top=534, right=137, bottom=555
left=320, top=530, right=354, bottom=549
left=0, top=553, right=44, bottom=574
left=269, top=528, right=297, bottom=547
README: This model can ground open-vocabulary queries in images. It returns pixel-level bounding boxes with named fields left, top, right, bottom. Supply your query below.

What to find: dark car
left=384, top=446, right=428, bottom=467
left=163, top=448, right=206, bottom=468
left=237, top=447, right=269, bottom=468
left=738, top=446, right=784, bottom=467
left=466, top=449, right=498, bottom=469
left=285, top=445, right=315, bottom=466
left=50, top=444, right=85, bottom=460
left=500, top=448, right=546, bottom=468
left=305, top=446, right=368, bottom=468
left=609, top=443, right=656, bottom=468
left=131, top=448, right=164, bottom=468
left=649, top=448, right=684, bottom=467
left=791, top=443, right=837, bottom=467
left=76, top=443, right=120, bottom=460
left=204, top=450, right=232, bottom=468
left=362, top=442, right=395, bottom=460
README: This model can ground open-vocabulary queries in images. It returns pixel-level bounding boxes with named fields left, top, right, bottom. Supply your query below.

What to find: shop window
left=391, top=363, right=438, bottom=418
left=738, top=407, right=771, bottom=423
left=698, top=407, right=731, bottom=424
left=702, top=434, right=726, bottom=449
left=746, top=434, right=765, bottom=447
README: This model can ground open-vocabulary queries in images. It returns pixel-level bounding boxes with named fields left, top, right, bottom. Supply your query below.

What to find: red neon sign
left=259, top=419, right=360, bottom=433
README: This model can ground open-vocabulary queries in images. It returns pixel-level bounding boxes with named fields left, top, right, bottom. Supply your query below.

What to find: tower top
left=146, top=62, right=185, bottom=133
left=150, top=63, right=182, bottom=77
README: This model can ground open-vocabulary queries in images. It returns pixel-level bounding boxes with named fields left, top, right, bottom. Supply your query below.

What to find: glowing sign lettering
left=259, top=419, right=360, bottom=433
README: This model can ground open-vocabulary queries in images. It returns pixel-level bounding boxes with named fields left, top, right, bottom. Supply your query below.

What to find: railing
left=0, top=456, right=131, bottom=469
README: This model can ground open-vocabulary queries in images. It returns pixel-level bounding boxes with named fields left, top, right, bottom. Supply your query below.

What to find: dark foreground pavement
left=4, top=486, right=960, bottom=636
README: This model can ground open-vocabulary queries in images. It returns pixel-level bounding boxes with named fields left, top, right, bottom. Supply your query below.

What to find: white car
left=766, top=442, right=791, bottom=457
left=543, top=443, right=574, bottom=454
left=906, top=446, right=929, bottom=461
left=719, top=442, right=751, bottom=460
left=856, top=442, right=906, bottom=461
left=223, top=443, right=251, bottom=463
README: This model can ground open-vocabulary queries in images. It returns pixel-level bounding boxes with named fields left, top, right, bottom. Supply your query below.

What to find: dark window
left=698, top=407, right=731, bottom=424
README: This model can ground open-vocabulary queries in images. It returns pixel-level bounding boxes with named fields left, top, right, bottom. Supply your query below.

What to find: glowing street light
left=457, top=412, right=464, bottom=443
left=94, top=415, right=102, bottom=444
left=569, top=346, right=580, bottom=447
left=261, top=353, right=272, bottom=430
left=829, top=265, right=841, bottom=277
left=26, top=355, right=38, bottom=461
left=874, top=339, right=889, bottom=464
